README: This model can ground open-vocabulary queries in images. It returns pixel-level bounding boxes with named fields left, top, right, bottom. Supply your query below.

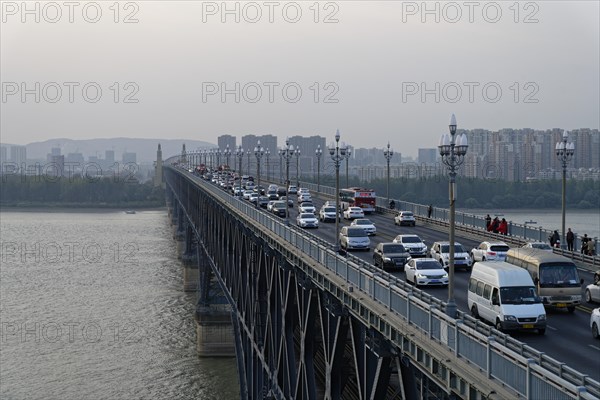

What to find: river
left=0, top=209, right=240, bottom=400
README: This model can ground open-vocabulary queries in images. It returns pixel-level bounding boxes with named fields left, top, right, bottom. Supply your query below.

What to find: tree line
left=0, top=175, right=164, bottom=207
left=315, top=176, right=599, bottom=209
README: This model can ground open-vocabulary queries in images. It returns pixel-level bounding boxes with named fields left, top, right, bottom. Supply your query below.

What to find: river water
left=0, top=209, right=240, bottom=400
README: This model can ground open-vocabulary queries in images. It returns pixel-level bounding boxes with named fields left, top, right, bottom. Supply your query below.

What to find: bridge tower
left=154, top=143, right=164, bottom=188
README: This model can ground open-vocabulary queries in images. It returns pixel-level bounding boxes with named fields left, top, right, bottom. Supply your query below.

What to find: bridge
left=161, top=154, right=599, bottom=400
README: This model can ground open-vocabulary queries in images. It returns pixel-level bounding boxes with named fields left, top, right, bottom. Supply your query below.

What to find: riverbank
left=0, top=202, right=165, bottom=210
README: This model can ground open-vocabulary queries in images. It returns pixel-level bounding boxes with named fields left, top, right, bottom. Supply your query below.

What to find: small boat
left=124, top=210, right=136, bottom=214
left=524, top=220, right=537, bottom=225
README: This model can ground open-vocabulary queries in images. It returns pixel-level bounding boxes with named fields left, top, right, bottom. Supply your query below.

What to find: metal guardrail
left=167, top=163, right=600, bottom=399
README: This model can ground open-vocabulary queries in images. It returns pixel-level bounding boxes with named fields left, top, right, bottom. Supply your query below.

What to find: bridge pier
left=195, top=305, right=235, bottom=357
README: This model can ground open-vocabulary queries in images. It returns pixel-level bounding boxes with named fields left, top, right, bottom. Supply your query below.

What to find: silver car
left=585, top=272, right=600, bottom=304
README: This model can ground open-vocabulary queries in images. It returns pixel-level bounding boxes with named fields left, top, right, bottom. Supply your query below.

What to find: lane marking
left=547, top=325, right=558, bottom=331
left=589, top=345, right=600, bottom=351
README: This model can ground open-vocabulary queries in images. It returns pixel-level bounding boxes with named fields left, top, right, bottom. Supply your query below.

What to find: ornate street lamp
left=254, top=141, right=264, bottom=208
left=438, top=114, right=468, bottom=318
left=315, top=145, right=323, bottom=192
left=344, top=146, right=352, bottom=187
left=224, top=144, right=231, bottom=168
left=246, top=149, right=251, bottom=174
left=278, top=149, right=284, bottom=184
left=556, top=132, right=575, bottom=249
left=329, top=130, right=347, bottom=252
left=265, top=148, right=271, bottom=180
left=281, top=138, right=296, bottom=225
left=295, top=148, right=301, bottom=188
left=236, top=145, right=244, bottom=196
left=383, top=142, right=394, bottom=205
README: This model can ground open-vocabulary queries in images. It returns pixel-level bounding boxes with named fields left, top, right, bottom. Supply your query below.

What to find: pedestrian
left=485, top=214, right=492, bottom=230
left=498, top=218, right=508, bottom=235
left=566, top=228, right=574, bottom=251
left=587, top=239, right=596, bottom=256
left=389, top=200, right=395, bottom=210
left=427, top=204, right=433, bottom=218
left=581, top=234, right=589, bottom=254
left=492, top=217, right=500, bottom=233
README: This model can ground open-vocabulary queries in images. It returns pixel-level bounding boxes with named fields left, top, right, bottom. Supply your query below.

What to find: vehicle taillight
left=488, top=251, right=496, bottom=256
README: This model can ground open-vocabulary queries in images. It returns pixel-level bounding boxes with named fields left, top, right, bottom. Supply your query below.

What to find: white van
left=467, top=261, right=547, bottom=335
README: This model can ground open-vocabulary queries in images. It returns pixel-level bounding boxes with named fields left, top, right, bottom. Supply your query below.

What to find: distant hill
left=5, top=138, right=215, bottom=163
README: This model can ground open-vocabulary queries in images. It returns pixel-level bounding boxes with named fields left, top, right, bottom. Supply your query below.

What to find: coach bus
left=506, top=248, right=584, bottom=313
left=339, top=188, right=376, bottom=213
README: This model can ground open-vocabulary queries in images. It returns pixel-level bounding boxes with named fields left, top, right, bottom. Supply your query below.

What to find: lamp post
left=315, top=145, right=323, bottom=192
left=281, top=138, right=295, bottom=225
left=208, top=149, right=213, bottom=170
left=224, top=144, right=231, bottom=168
left=254, top=141, right=264, bottom=208
left=246, top=149, right=251, bottom=175
left=265, top=148, right=270, bottom=181
left=438, top=114, right=468, bottom=318
left=215, top=148, right=221, bottom=169
left=295, top=148, right=301, bottom=188
left=329, top=130, right=347, bottom=252
left=278, top=149, right=283, bottom=184
left=556, top=132, right=575, bottom=249
left=344, top=146, right=352, bottom=187
left=383, top=142, right=394, bottom=205
left=236, top=145, right=244, bottom=196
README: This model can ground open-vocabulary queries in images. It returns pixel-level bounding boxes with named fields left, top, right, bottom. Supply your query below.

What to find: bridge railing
left=170, top=165, right=599, bottom=399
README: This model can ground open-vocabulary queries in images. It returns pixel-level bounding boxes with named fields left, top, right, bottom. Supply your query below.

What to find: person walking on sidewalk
left=566, top=228, right=575, bottom=251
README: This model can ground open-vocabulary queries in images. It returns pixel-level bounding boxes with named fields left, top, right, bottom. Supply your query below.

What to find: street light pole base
left=445, top=300, right=458, bottom=319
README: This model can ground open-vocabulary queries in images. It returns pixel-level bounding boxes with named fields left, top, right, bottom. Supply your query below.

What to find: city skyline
left=1, top=2, right=598, bottom=156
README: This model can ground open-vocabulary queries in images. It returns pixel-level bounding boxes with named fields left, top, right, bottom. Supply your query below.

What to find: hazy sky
left=1, top=1, right=599, bottom=157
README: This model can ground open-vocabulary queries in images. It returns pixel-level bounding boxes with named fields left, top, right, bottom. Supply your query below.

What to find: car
left=393, top=234, right=428, bottom=258
left=243, top=190, right=254, bottom=200
left=343, top=207, right=365, bottom=220
left=254, top=185, right=266, bottom=195
left=350, top=218, right=376, bottom=235
left=232, top=187, right=243, bottom=196
left=404, top=258, right=448, bottom=287
left=266, top=190, right=279, bottom=200
left=271, top=201, right=287, bottom=217
left=394, top=211, right=416, bottom=227
left=471, top=241, right=510, bottom=262
left=319, top=205, right=339, bottom=222
left=244, top=181, right=255, bottom=190
left=339, top=226, right=370, bottom=251
left=268, top=184, right=278, bottom=191
left=277, top=187, right=287, bottom=197
left=298, top=193, right=312, bottom=203
left=591, top=308, right=600, bottom=339
left=299, top=202, right=316, bottom=214
left=267, top=200, right=277, bottom=211
left=429, top=241, right=473, bottom=271
left=279, top=196, right=293, bottom=207
left=585, top=271, right=600, bottom=304
left=257, top=196, right=270, bottom=208
left=248, top=193, right=259, bottom=203
left=297, top=213, right=319, bottom=228
left=288, top=185, right=298, bottom=194
left=373, top=242, right=410, bottom=270
left=522, top=242, right=553, bottom=251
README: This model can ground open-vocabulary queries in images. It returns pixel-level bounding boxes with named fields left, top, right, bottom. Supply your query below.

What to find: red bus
left=339, top=187, right=376, bottom=213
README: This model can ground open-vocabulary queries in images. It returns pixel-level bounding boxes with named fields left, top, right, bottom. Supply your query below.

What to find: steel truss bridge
left=164, top=164, right=598, bottom=400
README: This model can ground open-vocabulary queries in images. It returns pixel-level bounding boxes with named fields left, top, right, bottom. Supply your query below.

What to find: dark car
left=373, top=242, right=410, bottom=271
left=279, top=196, right=293, bottom=207
left=277, top=187, right=287, bottom=197
left=271, top=202, right=287, bottom=217
left=258, top=196, right=270, bottom=208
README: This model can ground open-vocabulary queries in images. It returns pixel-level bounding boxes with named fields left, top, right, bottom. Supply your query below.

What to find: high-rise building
left=418, top=148, right=437, bottom=164
left=123, top=152, right=137, bottom=164
left=105, top=150, right=115, bottom=164
left=11, top=145, right=26, bottom=166
left=218, top=135, right=236, bottom=151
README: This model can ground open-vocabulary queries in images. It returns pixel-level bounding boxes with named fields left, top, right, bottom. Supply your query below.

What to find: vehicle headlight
left=383, top=257, right=391, bottom=262
left=442, top=273, right=448, bottom=278
left=504, top=315, right=517, bottom=322
left=416, top=273, right=426, bottom=278
left=538, top=314, right=546, bottom=321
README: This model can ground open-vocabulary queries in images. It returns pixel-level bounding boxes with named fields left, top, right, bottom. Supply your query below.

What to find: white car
left=299, top=202, right=316, bottom=214
left=404, top=258, right=448, bottom=287
left=343, top=207, right=365, bottom=220
left=585, top=272, right=600, bottom=303
left=319, top=205, right=339, bottom=222
left=591, top=308, right=600, bottom=339
left=287, top=185, right=298, bottom=194
left=471, top=241, right=510, bottom=262
left=298, top=187, right=310, bottom=194
left=296, top=213, right=319, bottom=229
left=266, top=200, right=277, bottom=212
left=243, top=190, right=254, bottom=200
left=394, top=211, right=416, bottom=227
left=393, top=234, right=428, bottom=257
left=429, top=241, right=472, bottom=271
left=339, top=226, right=370, bottom=251
left=350, top=219, right=376, bottom=235
left=298, top=193, right=312, bottom=203
left=522, top=242, right=553, bottom=251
